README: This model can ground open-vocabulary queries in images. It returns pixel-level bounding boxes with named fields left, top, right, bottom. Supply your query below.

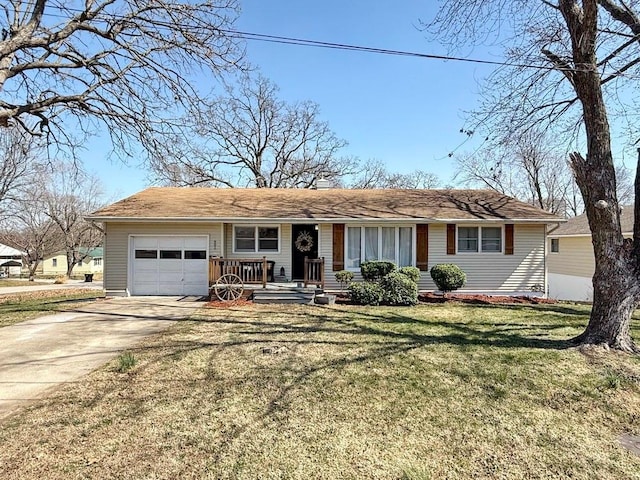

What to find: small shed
left=0, top=243, right=24, bottom=277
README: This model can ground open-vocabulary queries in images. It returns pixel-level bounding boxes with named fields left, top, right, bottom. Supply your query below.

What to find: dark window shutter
left=446, top=224, right=456, bottom=255
left=333, top=224, right=345, bottom=271
left=505, top=224, right=514, bottom=255
left=416, top=224, right=429, bottom=271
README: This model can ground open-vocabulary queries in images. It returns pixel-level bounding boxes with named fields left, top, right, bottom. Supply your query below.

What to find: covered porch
left=208, top=256, right=325, bottom=289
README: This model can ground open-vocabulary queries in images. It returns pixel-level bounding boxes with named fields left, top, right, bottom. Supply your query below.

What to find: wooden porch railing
left=209, top=256, right=273, bottom=288
left=304, top=256, right=325, bottom=289
left=209, top=256, right=325, bottom=290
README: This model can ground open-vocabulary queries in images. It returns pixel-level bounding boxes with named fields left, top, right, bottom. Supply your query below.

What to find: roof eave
left=87, top=215, right=563, bottom=224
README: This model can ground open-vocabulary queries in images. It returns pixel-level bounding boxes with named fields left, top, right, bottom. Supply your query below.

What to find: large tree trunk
left=561, top=1, right=638, bottom=352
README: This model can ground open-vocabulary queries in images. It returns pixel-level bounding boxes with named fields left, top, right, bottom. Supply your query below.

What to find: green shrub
left=381, top=271, right=418, bottom=306
left=430, top=263, right=466, bottom=292
left=360, top=261, right=397, bottom=282
left=398, top=266, right=421, bottom=284
left=349, top=281, right=384, bottom=306
left=116, top=352, right=137, bottom=373
left=335, top=270, right=355, bottom=291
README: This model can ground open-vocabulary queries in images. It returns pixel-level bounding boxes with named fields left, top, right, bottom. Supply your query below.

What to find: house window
left=481, top=227, right=502, bottom=252
left=52, top=258, right=57, bottom=267
left=458, top=226, right=503, bottom=253
left=346, top=226, right=413, bottom=269
left=93, top=257, right=102, bottom=266
left=458, top=227, right=479, bottom=252
left=233, top=226, right=279, bottom=253
left=551, top=238, right=559, bottom=253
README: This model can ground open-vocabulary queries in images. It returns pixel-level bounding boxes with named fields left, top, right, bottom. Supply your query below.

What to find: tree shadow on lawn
left=192, top=304, right=576, bottom=352
left=177, top=306, right=583, bottom=464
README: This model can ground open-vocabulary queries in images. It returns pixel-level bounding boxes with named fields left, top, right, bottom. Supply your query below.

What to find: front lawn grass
left=0, top=289, right=105, bottom=327
left=0, top=279, right=40, bottom=287
left=1, top=303, right=639, bottom=479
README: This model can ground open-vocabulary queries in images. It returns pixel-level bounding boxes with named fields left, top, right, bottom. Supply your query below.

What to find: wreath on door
left=295, top=231, right=314, bottom=252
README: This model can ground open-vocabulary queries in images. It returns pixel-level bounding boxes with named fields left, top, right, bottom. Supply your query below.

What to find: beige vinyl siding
left=547, top=236, right=594, bottom=278
left=223, top=223, right=293, bottom=280
left=423, top=224, right=546, bottom=292
left=104, top=222, right=221, bottom=293
left=321, top=223, right=546, bottom=293
left=319, top=224, right=337, bottom=289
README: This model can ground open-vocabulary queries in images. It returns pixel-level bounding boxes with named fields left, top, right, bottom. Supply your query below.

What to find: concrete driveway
left=0, top=296, right=204, bottom=421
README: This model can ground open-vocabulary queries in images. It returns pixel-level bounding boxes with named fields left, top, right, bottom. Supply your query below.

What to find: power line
left=219, top=29, right=524, bottom=69
left=13, top=6, right=640, bottom=78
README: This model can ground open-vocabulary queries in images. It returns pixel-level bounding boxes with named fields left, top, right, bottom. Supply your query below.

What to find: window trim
left=550, top=238, right=559, bottom=253
left=344, top=224, right=415, bottom=271
left=232, top=224, right=281, bottom=254
left=456, top=225, right=504, bottom=254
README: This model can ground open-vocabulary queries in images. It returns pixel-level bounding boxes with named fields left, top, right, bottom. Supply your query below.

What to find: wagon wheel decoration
left=295, top=230, right=314, bottom=252
left=213, top=273, right=244, bottom=302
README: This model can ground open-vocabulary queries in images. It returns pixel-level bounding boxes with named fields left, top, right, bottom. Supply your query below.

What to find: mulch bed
left=205, top=298, right=255, bottom=308
left=418, top=292, right=557, bottom=305
left=204, top=293, right=556, bottom=307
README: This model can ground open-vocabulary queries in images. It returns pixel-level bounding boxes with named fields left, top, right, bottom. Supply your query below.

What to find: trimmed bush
left=430, top=263, right=466, bottom=292
left=398, top=266, right=421, bottom=284
left=381, top=271, right=418, bottom=306
left=335, top=270, right=355, bottom=291
left=360, top=261, right=397, bottom=282
left=349, top=281, right=384, bottom=306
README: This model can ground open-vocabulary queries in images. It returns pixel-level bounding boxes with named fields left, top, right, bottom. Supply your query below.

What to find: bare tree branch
left=149, top=74, right=357, bottom=188
left=0, top=1, right=243, bottom=159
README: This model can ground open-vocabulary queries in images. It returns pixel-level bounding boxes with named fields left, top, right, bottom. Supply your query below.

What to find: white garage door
left=131, top=236, right=209, bottom=296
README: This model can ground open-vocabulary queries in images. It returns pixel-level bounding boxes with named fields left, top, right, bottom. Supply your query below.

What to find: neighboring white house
left=547, top=206, right=633, bottom=302
left=88, top=187, right=562, bottom=297
left=0, top=243, right=25, bottom=277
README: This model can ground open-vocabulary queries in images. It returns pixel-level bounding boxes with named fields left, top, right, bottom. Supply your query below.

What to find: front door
left=291, top=225, right=318, bottom=280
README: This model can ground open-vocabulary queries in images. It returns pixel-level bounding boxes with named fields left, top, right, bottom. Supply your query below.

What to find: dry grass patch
left=0, top=289, right=105, bottom=327
left=0, top=303, right=639, bottom=479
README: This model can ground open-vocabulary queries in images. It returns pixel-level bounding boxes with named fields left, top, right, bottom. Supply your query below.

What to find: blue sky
left=93, top=1, right=495, bottom=199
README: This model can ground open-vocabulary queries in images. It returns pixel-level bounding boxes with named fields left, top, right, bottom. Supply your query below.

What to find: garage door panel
left=131, top=235, right=209, bottom=296
left=158, top=238, right=183, bottom=249
left=134, top=237, right=158, bottom=249
left=183, top=237, right=208, bottom=249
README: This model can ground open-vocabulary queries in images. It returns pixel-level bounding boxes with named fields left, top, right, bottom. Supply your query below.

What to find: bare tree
left=454, top=132, right=578, bottom=216
left=42, top=164, right=105, bottom=278
left=0, top=1, right=242, bottom=159
left=426, top=0, right=640, bottom=351
left=0, top=207, right=63, bottom=281
left=149, top=74, right=358, bottom=188
left=349, top=159, right=441, bottom=189
left=0, top=128, right=42, bottom=215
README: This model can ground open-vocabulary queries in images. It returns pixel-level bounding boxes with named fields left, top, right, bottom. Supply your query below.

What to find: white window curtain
left=346, top=226, right=414, bottom=269
left=365, top=227, right=379, bottom=261
left=381, top=227, right=395, bottom=261
left=347, top=227, right=361, bottom=268
left=398, top=227, right=412, bottom=266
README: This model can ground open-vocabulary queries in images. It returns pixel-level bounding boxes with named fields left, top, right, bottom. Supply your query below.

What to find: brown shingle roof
left=89, top=187, right=562, bottom=222
left=550, top=205, right=634, bottom=236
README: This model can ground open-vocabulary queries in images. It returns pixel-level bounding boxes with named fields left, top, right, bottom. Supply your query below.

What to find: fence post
left=262, top=256, right=267, bottom=288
